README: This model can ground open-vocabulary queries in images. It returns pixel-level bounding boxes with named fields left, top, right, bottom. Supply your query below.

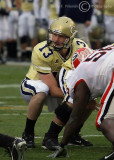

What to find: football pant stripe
left=96, top=72, right=114, bottom=128
left=21, top=79, right=36, bottom=96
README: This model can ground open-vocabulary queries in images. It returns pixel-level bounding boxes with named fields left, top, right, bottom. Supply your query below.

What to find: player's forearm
left=49, top=87, right=64, bottom=98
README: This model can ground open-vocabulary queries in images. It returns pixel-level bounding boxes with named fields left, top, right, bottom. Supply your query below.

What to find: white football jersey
left=66, top=44, right=114, bottom=99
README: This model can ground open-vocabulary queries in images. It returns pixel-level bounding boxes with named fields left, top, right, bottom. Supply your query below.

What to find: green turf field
left=0, top=64, right=112, bottom=160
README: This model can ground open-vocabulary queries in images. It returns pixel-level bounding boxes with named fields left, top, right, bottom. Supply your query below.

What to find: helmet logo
left=70, top=26, right=77, bottom=34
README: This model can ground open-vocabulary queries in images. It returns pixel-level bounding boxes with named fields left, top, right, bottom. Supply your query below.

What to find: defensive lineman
left=49, top=44, right=114, bottom=160
left=42, top=47, right=94, bottom=150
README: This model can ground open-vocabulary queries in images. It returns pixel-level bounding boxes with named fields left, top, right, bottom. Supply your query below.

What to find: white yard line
left=0, top=96, right=22, bottom=99
left=34, top=135, right=104, bottom=139
left=0, top=112, right=53, bottom=116
left=0, top=84, right=20, bottom=88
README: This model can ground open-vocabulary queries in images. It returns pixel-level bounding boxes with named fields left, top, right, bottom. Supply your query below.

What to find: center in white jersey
left=66, top=44, right=114, bottom=99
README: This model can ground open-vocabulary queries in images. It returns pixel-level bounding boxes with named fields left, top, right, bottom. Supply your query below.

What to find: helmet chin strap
left=47, top=41, right=63, bottom=52
left=51, top=45, right=64, bottom=52
left=47, top=39, right=66, bottom=52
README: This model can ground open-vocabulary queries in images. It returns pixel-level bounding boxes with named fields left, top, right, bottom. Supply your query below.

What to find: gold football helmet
left=37, top=28, right=47, bottom=42
left=47, top=16, right=77, bottom=51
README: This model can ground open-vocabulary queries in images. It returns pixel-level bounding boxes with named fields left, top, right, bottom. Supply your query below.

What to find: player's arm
left=39, top=72, right=64, bottom=98
left=47, top=81, right=92, bottom=158
left=61, top=81, right=91, bottom=146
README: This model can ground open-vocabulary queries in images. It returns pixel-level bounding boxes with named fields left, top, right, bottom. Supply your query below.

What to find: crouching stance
left=48, top=44, right=114, bottom=160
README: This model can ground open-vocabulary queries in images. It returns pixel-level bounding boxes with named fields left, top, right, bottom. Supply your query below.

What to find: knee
left=100, top=119, right=109, bottom=133
left=33, top=92, right=47, bottom=103
left=100, top=119, right=114, bottom=143
left=55, top=102, right=72, bottom=124
left=100, top=119, right=114, bottom=136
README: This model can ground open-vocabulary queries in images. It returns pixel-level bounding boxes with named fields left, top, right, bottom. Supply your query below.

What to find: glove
left=47, top=146, right=69, bottom=158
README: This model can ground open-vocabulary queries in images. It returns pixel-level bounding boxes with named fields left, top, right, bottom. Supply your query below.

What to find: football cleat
left=68, top=134, right=93, bottom=147
left=8, top=138, right=27, bottom=160
left=22, top=132, right=35, bottom=148
left=99, top=151, right=114, bottom=160
left=42, top=135, right=59, bottom=151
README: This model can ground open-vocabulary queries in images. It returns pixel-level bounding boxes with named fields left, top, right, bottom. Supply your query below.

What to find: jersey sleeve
left=74, top=38, right=89, bottom=48
left=62, top=39, right=89, bottom=70
left=31, top=42, right=53, bottom=74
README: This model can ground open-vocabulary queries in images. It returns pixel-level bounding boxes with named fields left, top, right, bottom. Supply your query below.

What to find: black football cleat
left=68, top=134, right=93, bottom=146
left=42, top=134, right=59, bottom=151
left=22, top=132, right=35, bottom=148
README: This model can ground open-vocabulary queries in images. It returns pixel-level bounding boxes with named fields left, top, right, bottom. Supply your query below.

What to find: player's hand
left=47, top=146, right=69, bottom=158
left=87, top=99, right=100, bottom=111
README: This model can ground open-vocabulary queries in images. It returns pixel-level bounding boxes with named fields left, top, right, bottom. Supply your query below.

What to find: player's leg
left=21, top=78, right=49, bottom=148
left=98, top=98, right=114, bottom=160
left=96, top=72, right=114, bottom=160
left=18, top=13, right=28, bottom=61
left=42, top=68, right=93, bottom=151
left=104, top=15, right=114, bottom=44
left=42, top=101, right=93, bottom=151
left=0, top=16, right=8, bottom=63
left=7, top=11, right=18, bottom=60
left=42, top=102, right=71, bottom=150
left=27, top=13, right=37, bottom=60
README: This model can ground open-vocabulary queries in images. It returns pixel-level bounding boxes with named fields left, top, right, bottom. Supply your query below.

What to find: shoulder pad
left=73, top=38, right=88, bottom=48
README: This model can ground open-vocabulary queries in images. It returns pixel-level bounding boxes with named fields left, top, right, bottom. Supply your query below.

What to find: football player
left=0, top=133, right=26, bottom=160
left=20, top=16, right=91, bottom=148
left=0, top=0, right=12, bottom=63
left=98, top=0, right=114, bottom=44
left=18, top=0, right=40, bottom=61
left=6, top=0, right=20, bottom=60
left=48, top=44, right=114, bottom=159
left=40, top=0, right=60, bottom=26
